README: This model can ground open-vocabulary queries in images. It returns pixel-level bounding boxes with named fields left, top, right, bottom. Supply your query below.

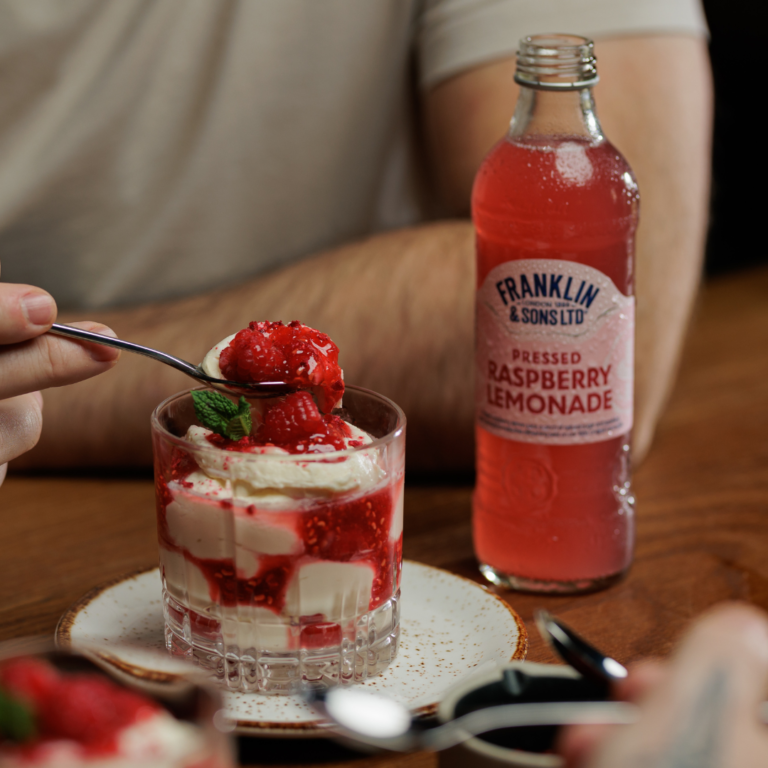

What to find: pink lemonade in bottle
left=472, top=35, right=639, bottom=592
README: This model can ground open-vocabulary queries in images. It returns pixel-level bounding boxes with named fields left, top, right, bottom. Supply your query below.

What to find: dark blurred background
left=702, top=0, right=766, bottom=275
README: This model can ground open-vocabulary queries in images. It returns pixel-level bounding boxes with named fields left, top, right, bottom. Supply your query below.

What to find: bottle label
left=476, top=259, right=634, bottom=445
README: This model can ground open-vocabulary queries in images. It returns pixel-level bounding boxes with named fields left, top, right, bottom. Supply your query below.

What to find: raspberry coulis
left=0, top=658, right=158, bottom=758
left=219, top=321, right=344, bottom=414
left=192, top=485, right=399, bottom=609
left=157, top=463, right=402, bottom=625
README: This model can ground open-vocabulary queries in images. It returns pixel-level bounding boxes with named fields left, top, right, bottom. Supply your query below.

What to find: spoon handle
left=535, top=609, right=629, bottom=684
left=49, top=323, right=201, bottom=378
left=423, top=701, right=640, bottom=752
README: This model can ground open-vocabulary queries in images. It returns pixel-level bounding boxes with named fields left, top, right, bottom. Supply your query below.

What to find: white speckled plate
left=57, top=560, right=527, bottom=736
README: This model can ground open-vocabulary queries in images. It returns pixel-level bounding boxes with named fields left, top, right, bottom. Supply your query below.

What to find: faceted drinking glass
left=152, top=386, right=405, bottom=694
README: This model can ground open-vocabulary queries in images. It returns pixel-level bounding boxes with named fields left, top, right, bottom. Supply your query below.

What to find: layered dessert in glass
left=152, top=322, right=405, bottom=694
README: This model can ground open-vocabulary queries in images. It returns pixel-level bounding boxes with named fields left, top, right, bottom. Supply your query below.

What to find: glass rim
left=151, top=384, right=406, bottom=462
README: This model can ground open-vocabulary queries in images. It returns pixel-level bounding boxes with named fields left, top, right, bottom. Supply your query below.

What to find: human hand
left=0, top=275, right=120, bottom=483
left=559, top=603, right=768, bottom=768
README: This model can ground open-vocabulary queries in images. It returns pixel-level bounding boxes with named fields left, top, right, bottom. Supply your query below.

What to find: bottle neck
left=508, top=85, right=603, bottom=143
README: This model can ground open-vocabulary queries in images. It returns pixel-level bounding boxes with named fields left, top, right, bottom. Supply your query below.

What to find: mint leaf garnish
left=192, top=391, right=252, bottom=440
left=225, top=398, right=252, bottom=440
left=0, top=688, right=36, bottom=743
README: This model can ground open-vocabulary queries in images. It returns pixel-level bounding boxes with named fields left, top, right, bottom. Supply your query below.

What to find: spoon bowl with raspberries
left=48, top=322, right=298, bottom=397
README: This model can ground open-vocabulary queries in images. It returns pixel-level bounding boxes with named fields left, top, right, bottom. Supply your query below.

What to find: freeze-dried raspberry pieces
left=219, top=321, right=344, bottom=413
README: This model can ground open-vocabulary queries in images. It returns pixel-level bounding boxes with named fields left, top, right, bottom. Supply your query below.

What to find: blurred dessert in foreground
left=0, top=655, right=230, bottom=767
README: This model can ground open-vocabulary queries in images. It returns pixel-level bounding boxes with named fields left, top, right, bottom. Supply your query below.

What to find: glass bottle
left=472, top=34, right=639, bottom=593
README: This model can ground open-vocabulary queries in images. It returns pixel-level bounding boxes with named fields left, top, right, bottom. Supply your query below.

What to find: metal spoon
left=309, top=687, right=638, bottom=752
left=535, top=610, right=630, bottom=684
left=535, top=610, right=628, bottom=684
left=48, top=323, right=289, bottom=397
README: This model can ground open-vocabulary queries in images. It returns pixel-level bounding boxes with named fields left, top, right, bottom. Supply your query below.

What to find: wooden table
left=2, top=265, right=767, bottom=767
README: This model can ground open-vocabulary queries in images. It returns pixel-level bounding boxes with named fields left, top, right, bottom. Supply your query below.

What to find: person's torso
left=0, top=0, right=424, bottom=309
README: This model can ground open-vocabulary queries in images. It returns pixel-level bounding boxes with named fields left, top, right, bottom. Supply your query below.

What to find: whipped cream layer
left=163, top=475, right=403, bottom=566
left=183, top=424, right=386, bottom=502
left=200, top=333, right=235, bottom=380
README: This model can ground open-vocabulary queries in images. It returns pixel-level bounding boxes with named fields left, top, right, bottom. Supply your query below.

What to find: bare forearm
left=26, top=222, right=475, bottom=470
left=594, top=37, right=713, bottom=462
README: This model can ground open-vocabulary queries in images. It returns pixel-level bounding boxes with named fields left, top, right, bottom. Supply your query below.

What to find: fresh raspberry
left=219, top=321, right=344, bottom=413
left=261, top=392, right=325, bottom=441
left=0, top=657, right=59, bottom=709
left=255, top=392, right=350, bottom=452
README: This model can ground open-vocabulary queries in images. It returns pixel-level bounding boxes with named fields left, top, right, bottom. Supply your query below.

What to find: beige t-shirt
left=0, top=0, right=707, bottom=310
